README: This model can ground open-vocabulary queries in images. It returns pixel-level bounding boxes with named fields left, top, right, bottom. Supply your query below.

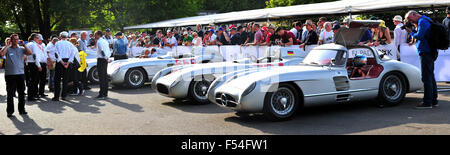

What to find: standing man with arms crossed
left=404, top=10, right=439, bottom=109
left=52, top=32, right=76, bottom=101
left=0, top=34, right=33, bottom=117
left=95, top=31, right=112, bottom=100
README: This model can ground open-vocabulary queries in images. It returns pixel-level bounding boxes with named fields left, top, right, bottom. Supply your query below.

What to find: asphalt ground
left=0, top=71, right=450, bottom=135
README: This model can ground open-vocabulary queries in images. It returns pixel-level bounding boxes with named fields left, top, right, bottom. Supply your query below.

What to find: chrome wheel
left=128, top=69, right=144, bottom=86
left=383, top=75, right=402, bottom=101
left=193, top=80, right=211, bottom=100
left=270, top=87, right=295, bottom=116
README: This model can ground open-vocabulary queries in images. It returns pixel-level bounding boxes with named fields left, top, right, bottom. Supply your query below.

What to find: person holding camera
left=404, top=10, right=438, bottom=109
left=0, top=34, right=33, bottom=117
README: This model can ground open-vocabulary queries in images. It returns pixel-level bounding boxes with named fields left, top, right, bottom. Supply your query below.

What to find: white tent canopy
left=124, top=0, right=450, bottom=30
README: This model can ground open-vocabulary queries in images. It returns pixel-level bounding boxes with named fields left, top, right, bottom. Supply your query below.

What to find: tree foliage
left=266, top=0, right=338, bottom=8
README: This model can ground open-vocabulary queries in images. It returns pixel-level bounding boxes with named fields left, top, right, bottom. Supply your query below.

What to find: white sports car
left=208, top=20, right=423, bottom=121
left=107, top=46, right=223, bottom=88
left=152, top=46, right=307, bottom=104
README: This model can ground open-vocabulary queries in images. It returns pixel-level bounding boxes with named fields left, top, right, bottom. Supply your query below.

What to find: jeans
left=420, top=52, right=438, bottom=105
left=97, top=58, right=108, bottom=97
left=49, top=69, right=55, bottom=90
left=5, top=75, right=26, bottom=114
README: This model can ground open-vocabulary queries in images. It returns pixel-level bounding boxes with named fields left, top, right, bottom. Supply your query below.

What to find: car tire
left=377, top=72, right=407, bottom=106
left=124, top=68, right=146, bottom=89
left=188, top=75, right=215, bottom=104
left=88, top=66, right=99, bottom=84
left=263, top=83, right=300, bottom=121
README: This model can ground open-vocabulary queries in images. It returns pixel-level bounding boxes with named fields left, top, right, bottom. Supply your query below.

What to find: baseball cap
left=183, top=31, right=188, bottom=35
left=38, top=34, right=44, bottom=40
left=218, top=27, right=224, bottom=31
left=393, top=15, right=403, bottom=22
left=60, top=31, right=69, bottom=38
left=262, top=26, right=268, bottom=32
left=332, top=24, right=341, bottom=30
left=115, top=32, right=122, bottom=36
left=166, top=30, right=172, bottom=33
left=209, top=29, right=215, bottom=34
left=106, top=28, right=111, bottom=32
left=228, top=25, right=236, bottom=29
left=186, top=27, right=192, bottom=31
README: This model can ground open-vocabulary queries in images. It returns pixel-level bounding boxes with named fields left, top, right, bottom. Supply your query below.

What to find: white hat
left=183, top=31, right=188, bottom=35
left=38, top=34, right=44, bottom=40
left=166, top=30, right=172, bottom=33
left=393, top=15, right=403, bottom=22
left=60, top=31, right=69, bottom=38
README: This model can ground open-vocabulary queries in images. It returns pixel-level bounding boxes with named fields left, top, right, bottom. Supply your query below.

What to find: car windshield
left=302, top=49, right=347, bottom=66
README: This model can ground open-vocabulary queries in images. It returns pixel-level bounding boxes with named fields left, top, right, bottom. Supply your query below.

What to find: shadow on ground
left=9, top=115, right=54, bottom=135
left=162, top=99, right=232, bottom=114
left=224, top=95, right=450, bottom=135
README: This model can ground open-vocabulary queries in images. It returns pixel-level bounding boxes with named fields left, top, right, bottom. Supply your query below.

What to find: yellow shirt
left=78, top=51, right=88, bottom=72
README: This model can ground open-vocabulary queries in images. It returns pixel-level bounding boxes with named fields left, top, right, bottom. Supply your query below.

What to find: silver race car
left=209, top=20, right=423, bottom=121
left=107, top=46, right=223, bottom=88
left=152, top=46, right=307, bottom=104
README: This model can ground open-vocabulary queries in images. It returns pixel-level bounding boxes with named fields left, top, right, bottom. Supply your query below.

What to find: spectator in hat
left=369, top=20, right=391, bottom=46
left=216, top=27, right=230, bottom=46
left=103, top=28, right=114, bottom=50
left=260, top=27, right=272, bottom=46
left=393, top=15, right=409, bottom=60
left=182, top=31, right=194, bottom=46
left=299, top=21, right=318, bottom=48
left=332, top=24, right=340, bottom=35
left=113, top=32, right=128, bottom=60
left=230, top=27, right=241, bottom=45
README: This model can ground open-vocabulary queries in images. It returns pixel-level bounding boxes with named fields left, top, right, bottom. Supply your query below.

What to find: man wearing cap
left=182, top=31, right=194, bottom=46
left=95, top=30, right=112, bottom=100
left=103, top=28, right=114, bottom=50
left=166, top=30, right=178, bottom=48
left=230, top=27, right=241, bottom=45
left=53, top=31, right=77, bottom=101
left=393, top=15, right=408, bottom=61
left=25, top=33, right=43, bottom=101
left=35, top=34, right=50, bottom=98
left=216, top=27, right=230, bottom=46
left=113, top=32, right=128, bottom=60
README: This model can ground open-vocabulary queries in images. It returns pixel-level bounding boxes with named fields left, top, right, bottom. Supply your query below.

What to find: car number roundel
left=175, top=58, right=196, bottom=66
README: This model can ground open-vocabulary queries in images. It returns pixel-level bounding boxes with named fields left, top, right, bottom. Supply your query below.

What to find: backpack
left=426, top=18, right=450, bottom=50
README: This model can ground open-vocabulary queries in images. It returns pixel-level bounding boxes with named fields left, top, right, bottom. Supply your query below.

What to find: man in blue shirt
left=113, top=32, right=128, bottom=60
left=404, top=10, right=438, bottom=109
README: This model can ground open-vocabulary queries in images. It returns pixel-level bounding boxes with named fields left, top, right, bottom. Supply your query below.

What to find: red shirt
left=282, top=31, right=298, bottom=45
left=265, top=33, right=272, bottom=43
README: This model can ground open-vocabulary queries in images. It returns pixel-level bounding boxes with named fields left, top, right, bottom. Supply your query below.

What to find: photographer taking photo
left=404, top=10, right=438, bottom=109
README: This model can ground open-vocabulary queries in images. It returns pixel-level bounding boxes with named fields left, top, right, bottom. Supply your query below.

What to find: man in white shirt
left=166, top=30, right=178, bottom=48
left=35, top=34, right=50, bottom=98
left=46, top=36, right=58, bottom=92
left=53, top=31, right=76, bottom=101
left=103, top=28, right=114, bottom=51
left=393, top=15, right=408, bottom=61
left=95, top=30, right=112, bottom=100
left=25, top=33, right=43, bottom=101
left=290, top=21, right=303, bottom=43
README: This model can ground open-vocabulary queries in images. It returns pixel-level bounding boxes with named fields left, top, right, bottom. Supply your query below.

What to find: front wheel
left=125, top=68, right=146, bottom=89
left=188, top=75, right=215, bottom=104
left=378, top=72, right=407, bottom=106
left=263, top=83, right=300, bottom=121
left=88, top=66, right=99, bottom=84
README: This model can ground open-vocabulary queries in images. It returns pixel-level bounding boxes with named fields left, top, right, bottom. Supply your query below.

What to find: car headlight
left=242, top=82, right=257, bottom=97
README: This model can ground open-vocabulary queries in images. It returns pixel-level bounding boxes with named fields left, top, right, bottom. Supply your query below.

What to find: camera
left=401, top=22, right=415, bottom=30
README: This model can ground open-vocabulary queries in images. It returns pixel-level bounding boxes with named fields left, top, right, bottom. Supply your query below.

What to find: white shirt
left=319, top=30, right=334, bottom=44
left=149, top=52, right=158, bottom=58
left=97, top=38, right=112, bottom=59
left=192, top=37, right=202, bottom=46
left=36, top=43, right=48, bottom=64
left=290, top=28, right=298, bottom=38
left=26, top=42, right=41, bottom=67
left=167, top=36, right=178, bottom=46
left=209, top=34, right=217, bottom=42
left=46, top=42, right=57, bottom=61
left=55, top=39, right=76, bottom=63
left=394, top=23, right=409, bottom=47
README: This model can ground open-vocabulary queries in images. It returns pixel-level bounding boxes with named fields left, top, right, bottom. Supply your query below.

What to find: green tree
left=266, top=0, right=338, bottom=8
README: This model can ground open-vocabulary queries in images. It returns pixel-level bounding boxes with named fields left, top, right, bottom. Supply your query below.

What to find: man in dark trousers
left=404, top=10, right=439, bottom=109
left=443, top=7, right=450, bottom=84
left=52, top=32, right=76, bottom=101
left=0, top=34, right=33, bottom=117
left=95, top=30, right=112, bottom=100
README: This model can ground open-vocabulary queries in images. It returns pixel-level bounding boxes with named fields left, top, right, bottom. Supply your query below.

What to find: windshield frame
left=301, top=49, right=348, bottom=67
